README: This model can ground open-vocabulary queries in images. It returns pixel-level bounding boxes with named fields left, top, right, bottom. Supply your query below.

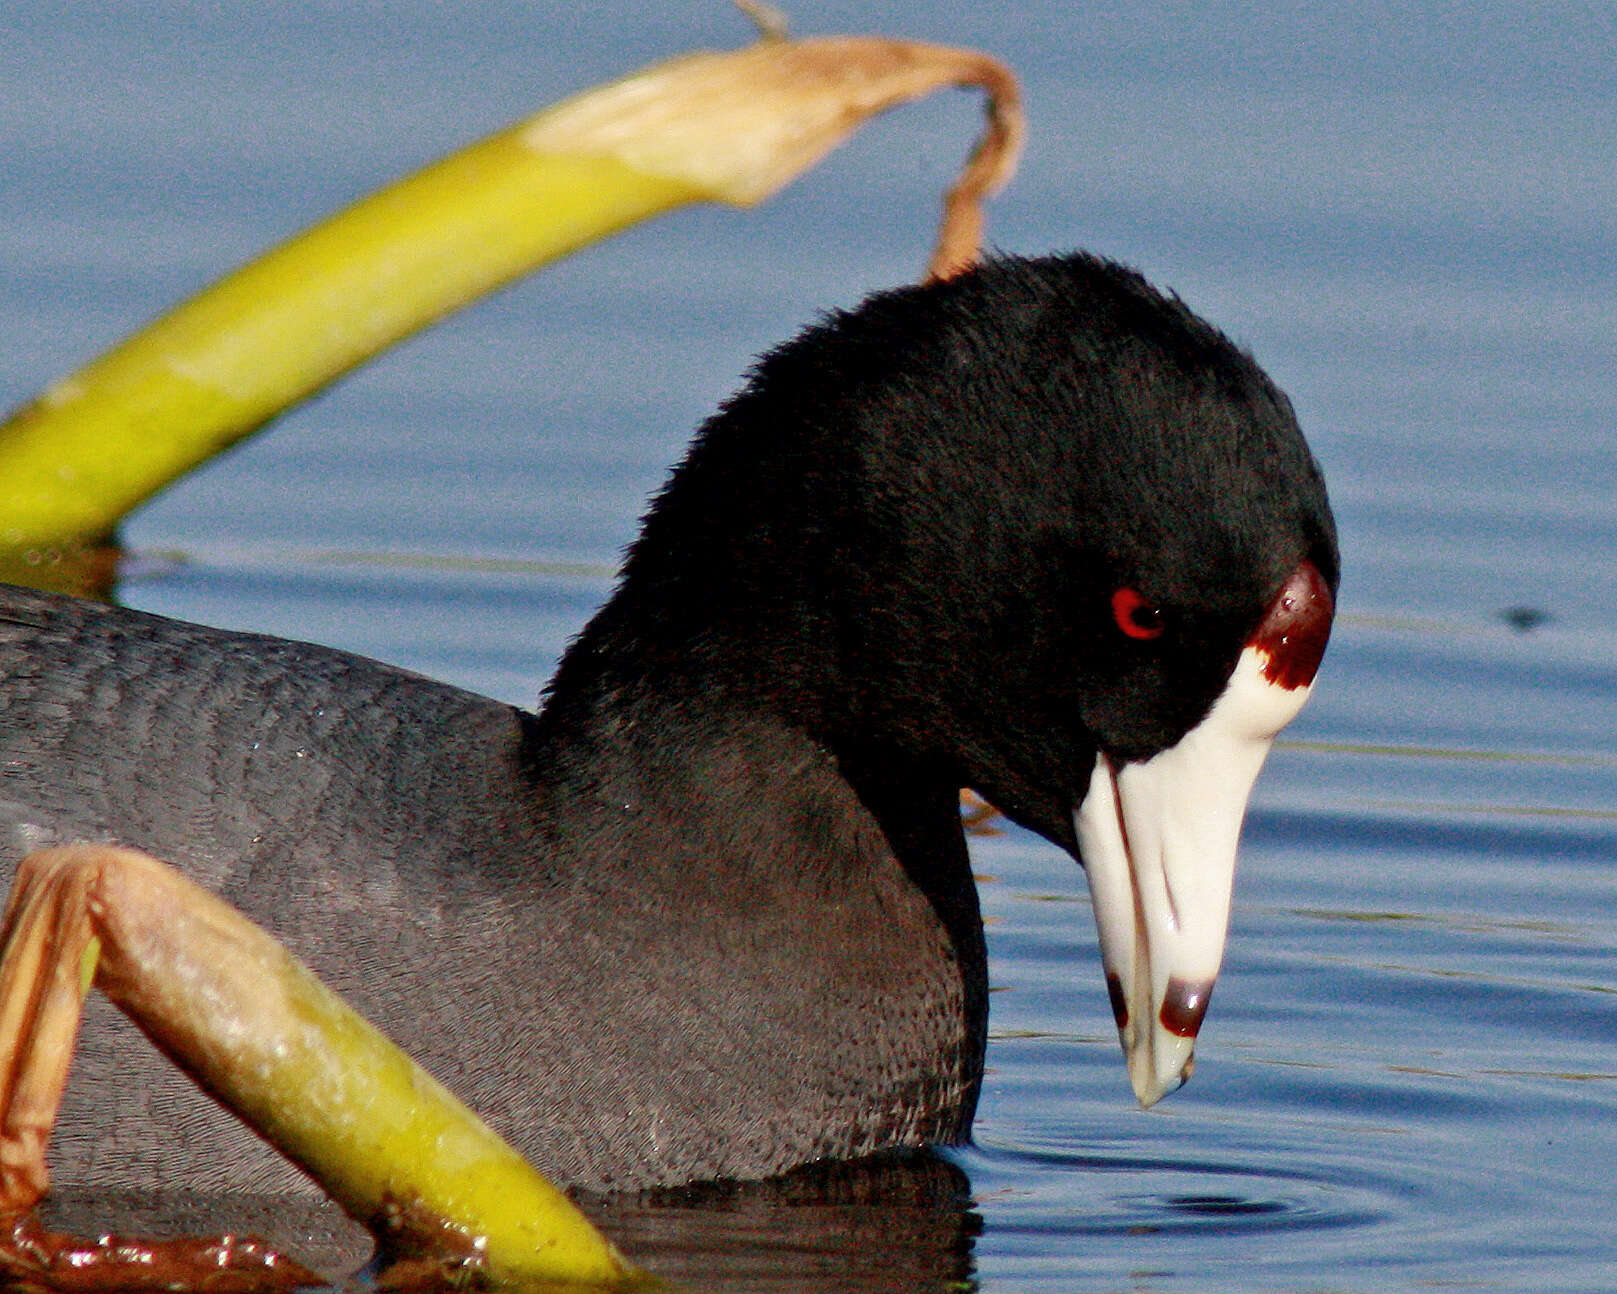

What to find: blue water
left=3, top=3, right=1616, bottom=1290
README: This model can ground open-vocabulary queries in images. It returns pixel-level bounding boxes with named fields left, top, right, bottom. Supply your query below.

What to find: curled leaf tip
left=923, top=50, right=1023, bottom=281
left=521, top=35, right=1024, bottom=279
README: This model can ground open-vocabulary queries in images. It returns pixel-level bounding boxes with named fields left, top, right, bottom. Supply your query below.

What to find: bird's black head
left=555, top=252, right=1337, bottom=856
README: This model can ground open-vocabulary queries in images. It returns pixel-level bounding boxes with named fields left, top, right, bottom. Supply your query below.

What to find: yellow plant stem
left=0, top=846, right=640, bottom=1286
left=0, top=36, right=1021, bottom=558
left=0, top=154, right=695, bottom=553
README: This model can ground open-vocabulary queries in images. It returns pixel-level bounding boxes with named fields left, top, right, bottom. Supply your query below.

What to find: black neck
left=525, top=669, right=990, bottom=1151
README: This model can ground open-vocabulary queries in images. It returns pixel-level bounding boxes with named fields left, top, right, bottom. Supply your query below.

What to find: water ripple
left=955, top=1134, right=1402, bottom=1242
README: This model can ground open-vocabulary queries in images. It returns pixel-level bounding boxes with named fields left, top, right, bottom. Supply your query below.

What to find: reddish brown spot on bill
left=1251, top=561, right=1334, bottom=690
left=1159, top=976, right=1215, bottom=1038
left=1105, top=972, right=1129, bottom=1029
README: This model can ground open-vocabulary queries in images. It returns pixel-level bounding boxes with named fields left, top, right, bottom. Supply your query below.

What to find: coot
left=0, top=252, right=1335, bottom=1197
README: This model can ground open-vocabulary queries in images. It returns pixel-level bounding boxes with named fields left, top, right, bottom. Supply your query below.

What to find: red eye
left=1111, top=587, right=1165, bottom=640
